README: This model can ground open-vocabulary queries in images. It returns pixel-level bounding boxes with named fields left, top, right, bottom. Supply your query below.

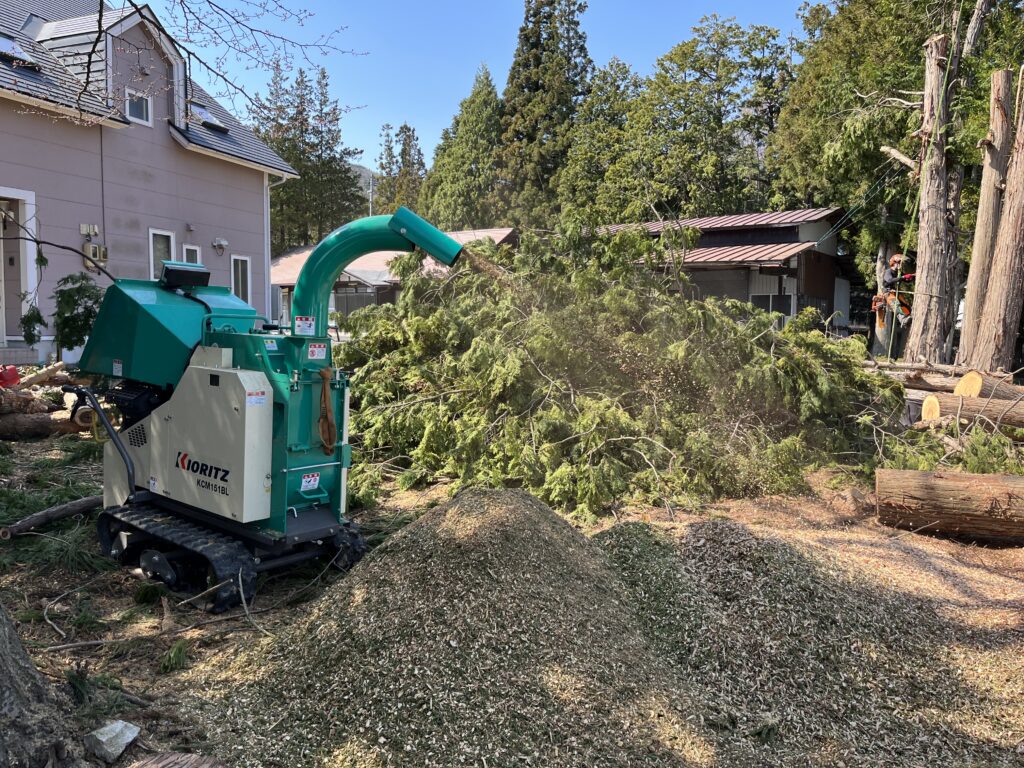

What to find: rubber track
left=100, top=504, right=257, bottom=613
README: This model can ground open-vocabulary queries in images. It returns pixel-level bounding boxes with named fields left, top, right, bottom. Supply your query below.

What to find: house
left=271, top=227, right=518, bottom=325
left=0, top=0, right=296, bottom=363
left=605, top=208, right=860, bottom=329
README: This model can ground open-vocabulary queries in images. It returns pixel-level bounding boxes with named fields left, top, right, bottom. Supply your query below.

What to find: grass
left=0, top=435, right=105, bottom=575
left=160, top=639, right=191, bottom=674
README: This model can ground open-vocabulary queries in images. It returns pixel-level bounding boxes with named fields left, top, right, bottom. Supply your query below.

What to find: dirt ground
left=1, top=436, right=1022, bottom=765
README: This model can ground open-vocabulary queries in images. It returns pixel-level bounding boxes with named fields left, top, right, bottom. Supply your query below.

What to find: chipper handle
left=63, top=385, right=141, bottom=503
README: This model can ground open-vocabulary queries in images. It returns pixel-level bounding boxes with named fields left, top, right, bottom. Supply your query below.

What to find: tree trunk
left=969, top=70, right=1024, bottom=372
left=0, top=410, right=87, bottom=440
left=876, top=467, right=1024, bottom=543
left=861, top=359, right=971, bottom=375
left=0, top=604, right=82, bottom=767
left=953, top=369, right=1024, bottom=399
left=920, top=391, right=1024, bottom=428
left=958, top=69, right=1014, bottom=364
left=884, top=371, right=962, bottom=393
left=904, top=34, right=952, bottom=364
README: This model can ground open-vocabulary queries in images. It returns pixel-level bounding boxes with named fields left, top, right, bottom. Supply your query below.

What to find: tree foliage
left=253, top=62, right=365, bottom=255
left=374, top=123, right=427, bottom=215
left=335, top=234, right=898, bottom=519
left=421, top=67, right=503, bottom=230
left=496, top=0, right=593, bottom=229
left=559, top=16, right=792, bottom=225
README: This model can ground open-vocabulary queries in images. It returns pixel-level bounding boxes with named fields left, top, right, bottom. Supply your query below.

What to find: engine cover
left=105, top=357, right=273, bottom=524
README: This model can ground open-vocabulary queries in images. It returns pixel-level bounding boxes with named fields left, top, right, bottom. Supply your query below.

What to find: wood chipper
left=68, top=208, right=462, bottom=611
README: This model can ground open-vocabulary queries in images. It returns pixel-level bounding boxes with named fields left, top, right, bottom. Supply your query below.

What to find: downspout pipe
left=290, top=207, right=463, bottom=338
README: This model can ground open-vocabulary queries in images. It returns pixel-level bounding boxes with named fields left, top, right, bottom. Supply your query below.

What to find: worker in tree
left=882, top=253, right=913, bottom=327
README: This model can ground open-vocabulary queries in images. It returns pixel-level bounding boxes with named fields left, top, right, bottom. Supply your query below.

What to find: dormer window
left=126, top=89, right=152, bottom=126
left=189, top=101, right=228, bottom=133
left=0, top=33, right=39, bottom=69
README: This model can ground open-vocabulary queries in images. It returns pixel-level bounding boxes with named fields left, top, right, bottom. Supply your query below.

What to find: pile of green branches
left=335, top=230, right=901, bottom=519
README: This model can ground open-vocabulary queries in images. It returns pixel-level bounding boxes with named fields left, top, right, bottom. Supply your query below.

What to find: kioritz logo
left=175, top=451, right=230, bottom=483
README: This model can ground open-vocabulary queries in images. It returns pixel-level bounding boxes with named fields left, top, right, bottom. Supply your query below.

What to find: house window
left=182, top=244, right=201, bottom=264
left=149, top=228, right=175, bottom=278
left=126, top=89, right=152, bottom=126
left=189, top=101, right=228, bottom=133
left=0, top=34, right=38, bottom=68
left=751, top=294, right=793, bottom=316
left=231, top=255, right=251, bottom=304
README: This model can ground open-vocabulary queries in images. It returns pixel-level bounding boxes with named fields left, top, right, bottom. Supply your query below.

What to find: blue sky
left=167, top=1, right=806, bottom=169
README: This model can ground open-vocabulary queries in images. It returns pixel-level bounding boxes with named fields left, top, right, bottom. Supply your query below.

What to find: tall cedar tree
left=497, top=0, right=592, bottom=229
left=374, top=123, right=427, bottom=215
left=557, top=58, right=641, bottom=223
left=253, top=64, right=365, bottom=255
left=421, top=66, right=502, bottom=230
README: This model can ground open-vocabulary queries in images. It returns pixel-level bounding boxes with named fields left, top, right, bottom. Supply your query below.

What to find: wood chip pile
left=185, top=489, right=1022, bottom=767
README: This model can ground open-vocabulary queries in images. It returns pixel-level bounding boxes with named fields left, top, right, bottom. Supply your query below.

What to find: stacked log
left=876, top=468, right=1024, bottom=543
left=919, top=392, right=1024, bottom=428
left=952, top=369, right=1024, bottom=400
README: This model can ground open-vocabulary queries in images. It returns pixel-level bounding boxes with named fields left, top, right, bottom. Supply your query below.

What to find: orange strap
left=318, top=367, right=337, bottom=456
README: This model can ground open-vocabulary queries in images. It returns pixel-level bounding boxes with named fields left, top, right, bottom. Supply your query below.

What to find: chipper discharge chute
left=71, top=208, right=462, bottom=611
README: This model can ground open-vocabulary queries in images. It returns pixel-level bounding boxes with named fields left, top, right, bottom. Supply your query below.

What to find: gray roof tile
left=0, top=0, right=294, bottom=176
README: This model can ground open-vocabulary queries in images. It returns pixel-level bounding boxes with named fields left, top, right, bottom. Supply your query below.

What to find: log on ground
left=920, top=391, right=1024, bottom=428
left=0, top=495, right=103, bottom=540
left=876, top=468, right=1024, bottom=543
left=0, top=410, right=88, bottom=440
left=12, top=360, right=65, bottom=390
left=0, top=387, right=57, bottom=415
left=953, top=369, right=1024, bottom=400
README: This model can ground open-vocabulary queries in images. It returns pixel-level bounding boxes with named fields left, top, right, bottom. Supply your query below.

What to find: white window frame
left=182, top=244, right=202, bottom=264
left=231, top=254, right=252, bottom=304
left=149, top=228, right=175, bottom=279
left=125, top=88, right=152, bottom=127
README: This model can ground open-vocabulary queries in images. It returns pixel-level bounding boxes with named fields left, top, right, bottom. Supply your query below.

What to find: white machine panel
left=103, top=359, right=273, bottom=523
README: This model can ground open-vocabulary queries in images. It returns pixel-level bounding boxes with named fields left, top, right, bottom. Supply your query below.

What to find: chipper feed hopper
left=70, top=208, right=462, bottom=611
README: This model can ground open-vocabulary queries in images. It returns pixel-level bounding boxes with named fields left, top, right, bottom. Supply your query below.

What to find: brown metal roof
left=603, top=208, right=840, bottom=236
left=271, top=227, right=517, bottom=287
left=676, top=241, right=817, bottom=267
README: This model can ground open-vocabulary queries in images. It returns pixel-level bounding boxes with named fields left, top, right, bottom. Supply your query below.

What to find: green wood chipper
left=69, top=208, right=462, bottom=611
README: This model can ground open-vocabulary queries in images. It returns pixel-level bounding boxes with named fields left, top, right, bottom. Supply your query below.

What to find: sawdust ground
left=2, top=440, right=1022, bottom=767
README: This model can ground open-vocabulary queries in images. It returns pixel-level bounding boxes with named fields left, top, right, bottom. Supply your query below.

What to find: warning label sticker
left=112, top=359, right=123, bottom=377
left=300, top=472, right=320, bottom=492
left=263, top=338, right=279, bottom=351
left=294, top=316, right=315, bottom=336
left=148, top=476, right=157, bottom=492
left=246, top=390, right=268, bottom=407
left=308, top=343, right=327, bottom=360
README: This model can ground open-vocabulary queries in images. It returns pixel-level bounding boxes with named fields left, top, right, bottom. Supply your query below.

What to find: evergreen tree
left=374, top=122, right=427, bottom=214
left=252, top=64, right=366, bottom=255
left=422, top=66, right=502, bottom=230
left=309, top=67, right=366, bottom=242
left=557, top=58, right=641, bottom=222
left=497, top=0, right=592, bottom=228
left=594, top=16, right=785, bottom=223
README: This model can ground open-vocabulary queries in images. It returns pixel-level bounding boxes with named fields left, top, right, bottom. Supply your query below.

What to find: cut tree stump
left=0, top=603, right=82, bottom=766
left=953, top=369, right=1024, bottom=400
left=876, top=468, right=1024, bottom=543
left=0, top=386, right=56, bottom=415
left=63, top=391, right=96, bottom=427
left=0, top=410, right=88, bottom=440
left=920, top=392, right=1024, bottom=428
left=0, top=495, right=103, bottom=540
